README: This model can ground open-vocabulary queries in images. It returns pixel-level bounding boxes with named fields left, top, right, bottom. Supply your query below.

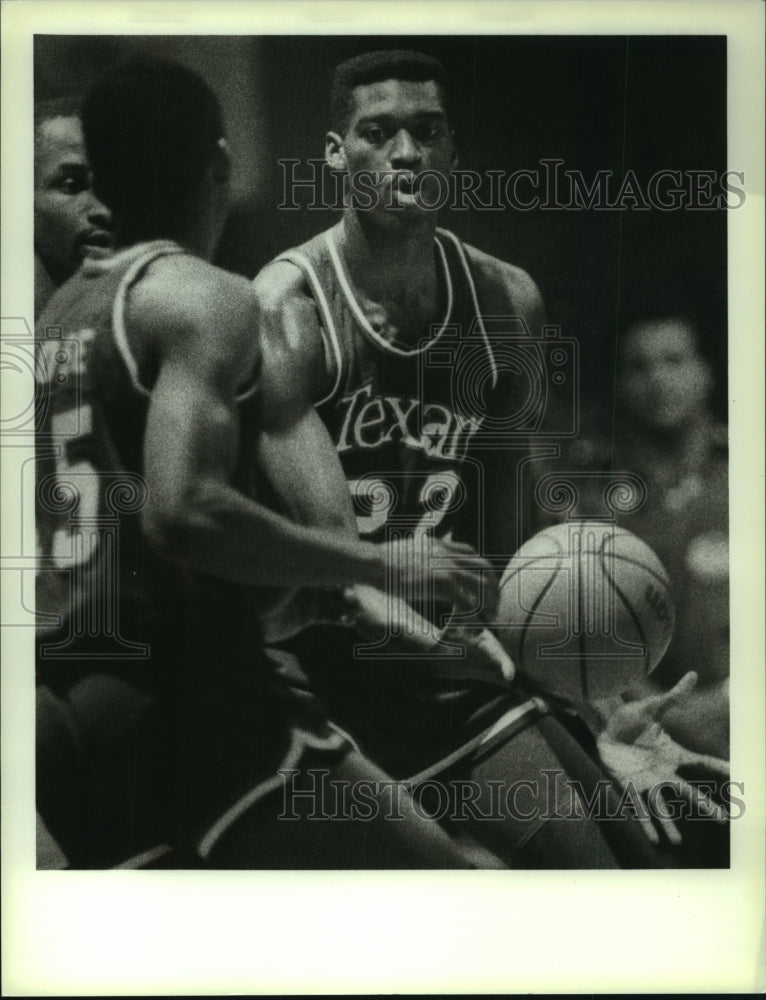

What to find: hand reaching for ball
left=426, top=624, right=516, bottom=688
left=338, top=585, right=515, bottom=688
left=596, top=671, right=730, bottom=846
left=382, top=535, right=499, bottom=618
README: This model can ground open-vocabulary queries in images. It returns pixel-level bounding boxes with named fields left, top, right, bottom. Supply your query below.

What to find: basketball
left=495, top=521, right=676, bottom=702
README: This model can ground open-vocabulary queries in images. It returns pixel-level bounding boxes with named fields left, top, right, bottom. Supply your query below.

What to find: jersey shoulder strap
left=435, top=228, right=498, bottom=391
left=106, top=241, right=259, bottom=404
left=111, top=241, right=185, bottom=396
left=273, top=232, right=344, bottom=406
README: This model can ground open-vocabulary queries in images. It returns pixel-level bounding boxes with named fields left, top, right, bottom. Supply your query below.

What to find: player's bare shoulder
left=252, top=256, right=308, bottom=312
left=253, top=259, right=322, bottom=348
left=252, top=256, right=329, bottom=401
left=127, top=252, right=260, bottom=374
left=462, top=242, right=545, bottom=335
left=142, top=251, right=254, bottom=312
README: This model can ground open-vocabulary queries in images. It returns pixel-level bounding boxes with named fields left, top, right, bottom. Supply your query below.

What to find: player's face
left=329, top=78, right=455, bottom=222
left=34, top=115, right=113, bottom=285
left=619, top=321, right=712, bottom=431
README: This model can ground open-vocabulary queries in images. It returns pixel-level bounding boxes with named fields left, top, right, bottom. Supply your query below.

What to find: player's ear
left=212, top=137, right=232, bottom=186
left=326, top=131, right=346, bottom=170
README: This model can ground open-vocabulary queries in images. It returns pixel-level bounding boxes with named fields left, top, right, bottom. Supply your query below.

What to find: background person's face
left=337, top=78, right=455, bottom=223
left=194, top=138, right=233, bottom=262
left=34, top=115, right=112, bottom=284
left=619, top=320, right=712, bottom=431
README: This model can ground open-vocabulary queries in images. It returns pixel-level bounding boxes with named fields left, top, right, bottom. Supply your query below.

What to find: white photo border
left=2, top=0, right=764, bottom=994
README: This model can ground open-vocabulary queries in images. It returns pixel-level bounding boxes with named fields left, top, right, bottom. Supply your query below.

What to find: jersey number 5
left=40, top=405, right=101, bottom=568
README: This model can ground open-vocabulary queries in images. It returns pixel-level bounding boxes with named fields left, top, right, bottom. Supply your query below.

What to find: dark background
left=35, top=34, right=728, bottom=415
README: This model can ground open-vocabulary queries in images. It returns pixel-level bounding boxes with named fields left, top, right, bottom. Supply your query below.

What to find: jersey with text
left=271, top=226, right=534, bottom=773
left=35, top=242, right=261, bottom=679
left=275, top=226, right=504, bottom=552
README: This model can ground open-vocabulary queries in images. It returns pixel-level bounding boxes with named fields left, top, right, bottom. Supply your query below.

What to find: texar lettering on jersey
left=335, top=380, right=483, bottom=460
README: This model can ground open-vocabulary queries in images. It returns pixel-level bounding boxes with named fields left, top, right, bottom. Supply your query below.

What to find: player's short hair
left=34, top=96, right=84, bottom=165
left=330, top=49, right=449, bottom=133
left=81, top=54, right=225, bottom=239
left=34, top=96, right=83, bottom=134
left=622, top=315, right=702, bottom=355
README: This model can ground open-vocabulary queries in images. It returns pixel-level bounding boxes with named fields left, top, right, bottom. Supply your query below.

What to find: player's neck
left=34, top=254, right=56, bottom=321
left=338, top=210, right=438, bottom=298
left=115, top=215, right=215, bottom=261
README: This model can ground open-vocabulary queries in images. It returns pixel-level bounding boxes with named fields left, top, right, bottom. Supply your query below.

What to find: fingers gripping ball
left=496, top=522, right=675, bottom=701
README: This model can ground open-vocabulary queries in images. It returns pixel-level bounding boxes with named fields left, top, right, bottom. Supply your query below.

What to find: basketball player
left=35, top=55, right=496, bottom=869
left=34, top=98, right=113, bottom=317
left=253, top=51, right=677, bottom=866
left=33, top=101, right=112, bottom=863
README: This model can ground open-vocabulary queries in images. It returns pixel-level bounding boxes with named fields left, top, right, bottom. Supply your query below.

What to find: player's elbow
left=142, top=503, right=189, bottom=563
left=141, top=483, right=214, bottom=564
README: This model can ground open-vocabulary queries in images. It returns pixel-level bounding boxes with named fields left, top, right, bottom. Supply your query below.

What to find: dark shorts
left=36, top=646, right=350, bottom=868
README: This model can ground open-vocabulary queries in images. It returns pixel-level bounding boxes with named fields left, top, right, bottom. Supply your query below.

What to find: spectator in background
left=34, top=97, right=113, bottom=317
left=611, top=316, right=728, bottom=758
left=539, top=316, right=729, bottom=760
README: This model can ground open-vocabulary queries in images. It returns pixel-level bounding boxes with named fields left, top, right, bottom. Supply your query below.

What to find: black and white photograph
left=2, top=0, right=764, bottom=994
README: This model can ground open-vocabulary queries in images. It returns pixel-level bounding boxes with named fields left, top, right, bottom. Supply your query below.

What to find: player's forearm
left=143, top=480, right=386, bottom=591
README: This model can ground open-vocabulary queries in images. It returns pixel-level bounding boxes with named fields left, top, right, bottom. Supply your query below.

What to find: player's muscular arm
left=254, top=262, right=355, bottom=530
left=134, top=257, right=387, bottom=591
left=253, top=262, right=332, bottom=406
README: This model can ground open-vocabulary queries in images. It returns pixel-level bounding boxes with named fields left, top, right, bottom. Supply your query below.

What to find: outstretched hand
left=596, top=671, right=730, bottom=846
left=382, top=535, right=498, bottom=618
left=426, top=624, right=516, bottom=688
left=339, top=584, right=515, bottom=688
